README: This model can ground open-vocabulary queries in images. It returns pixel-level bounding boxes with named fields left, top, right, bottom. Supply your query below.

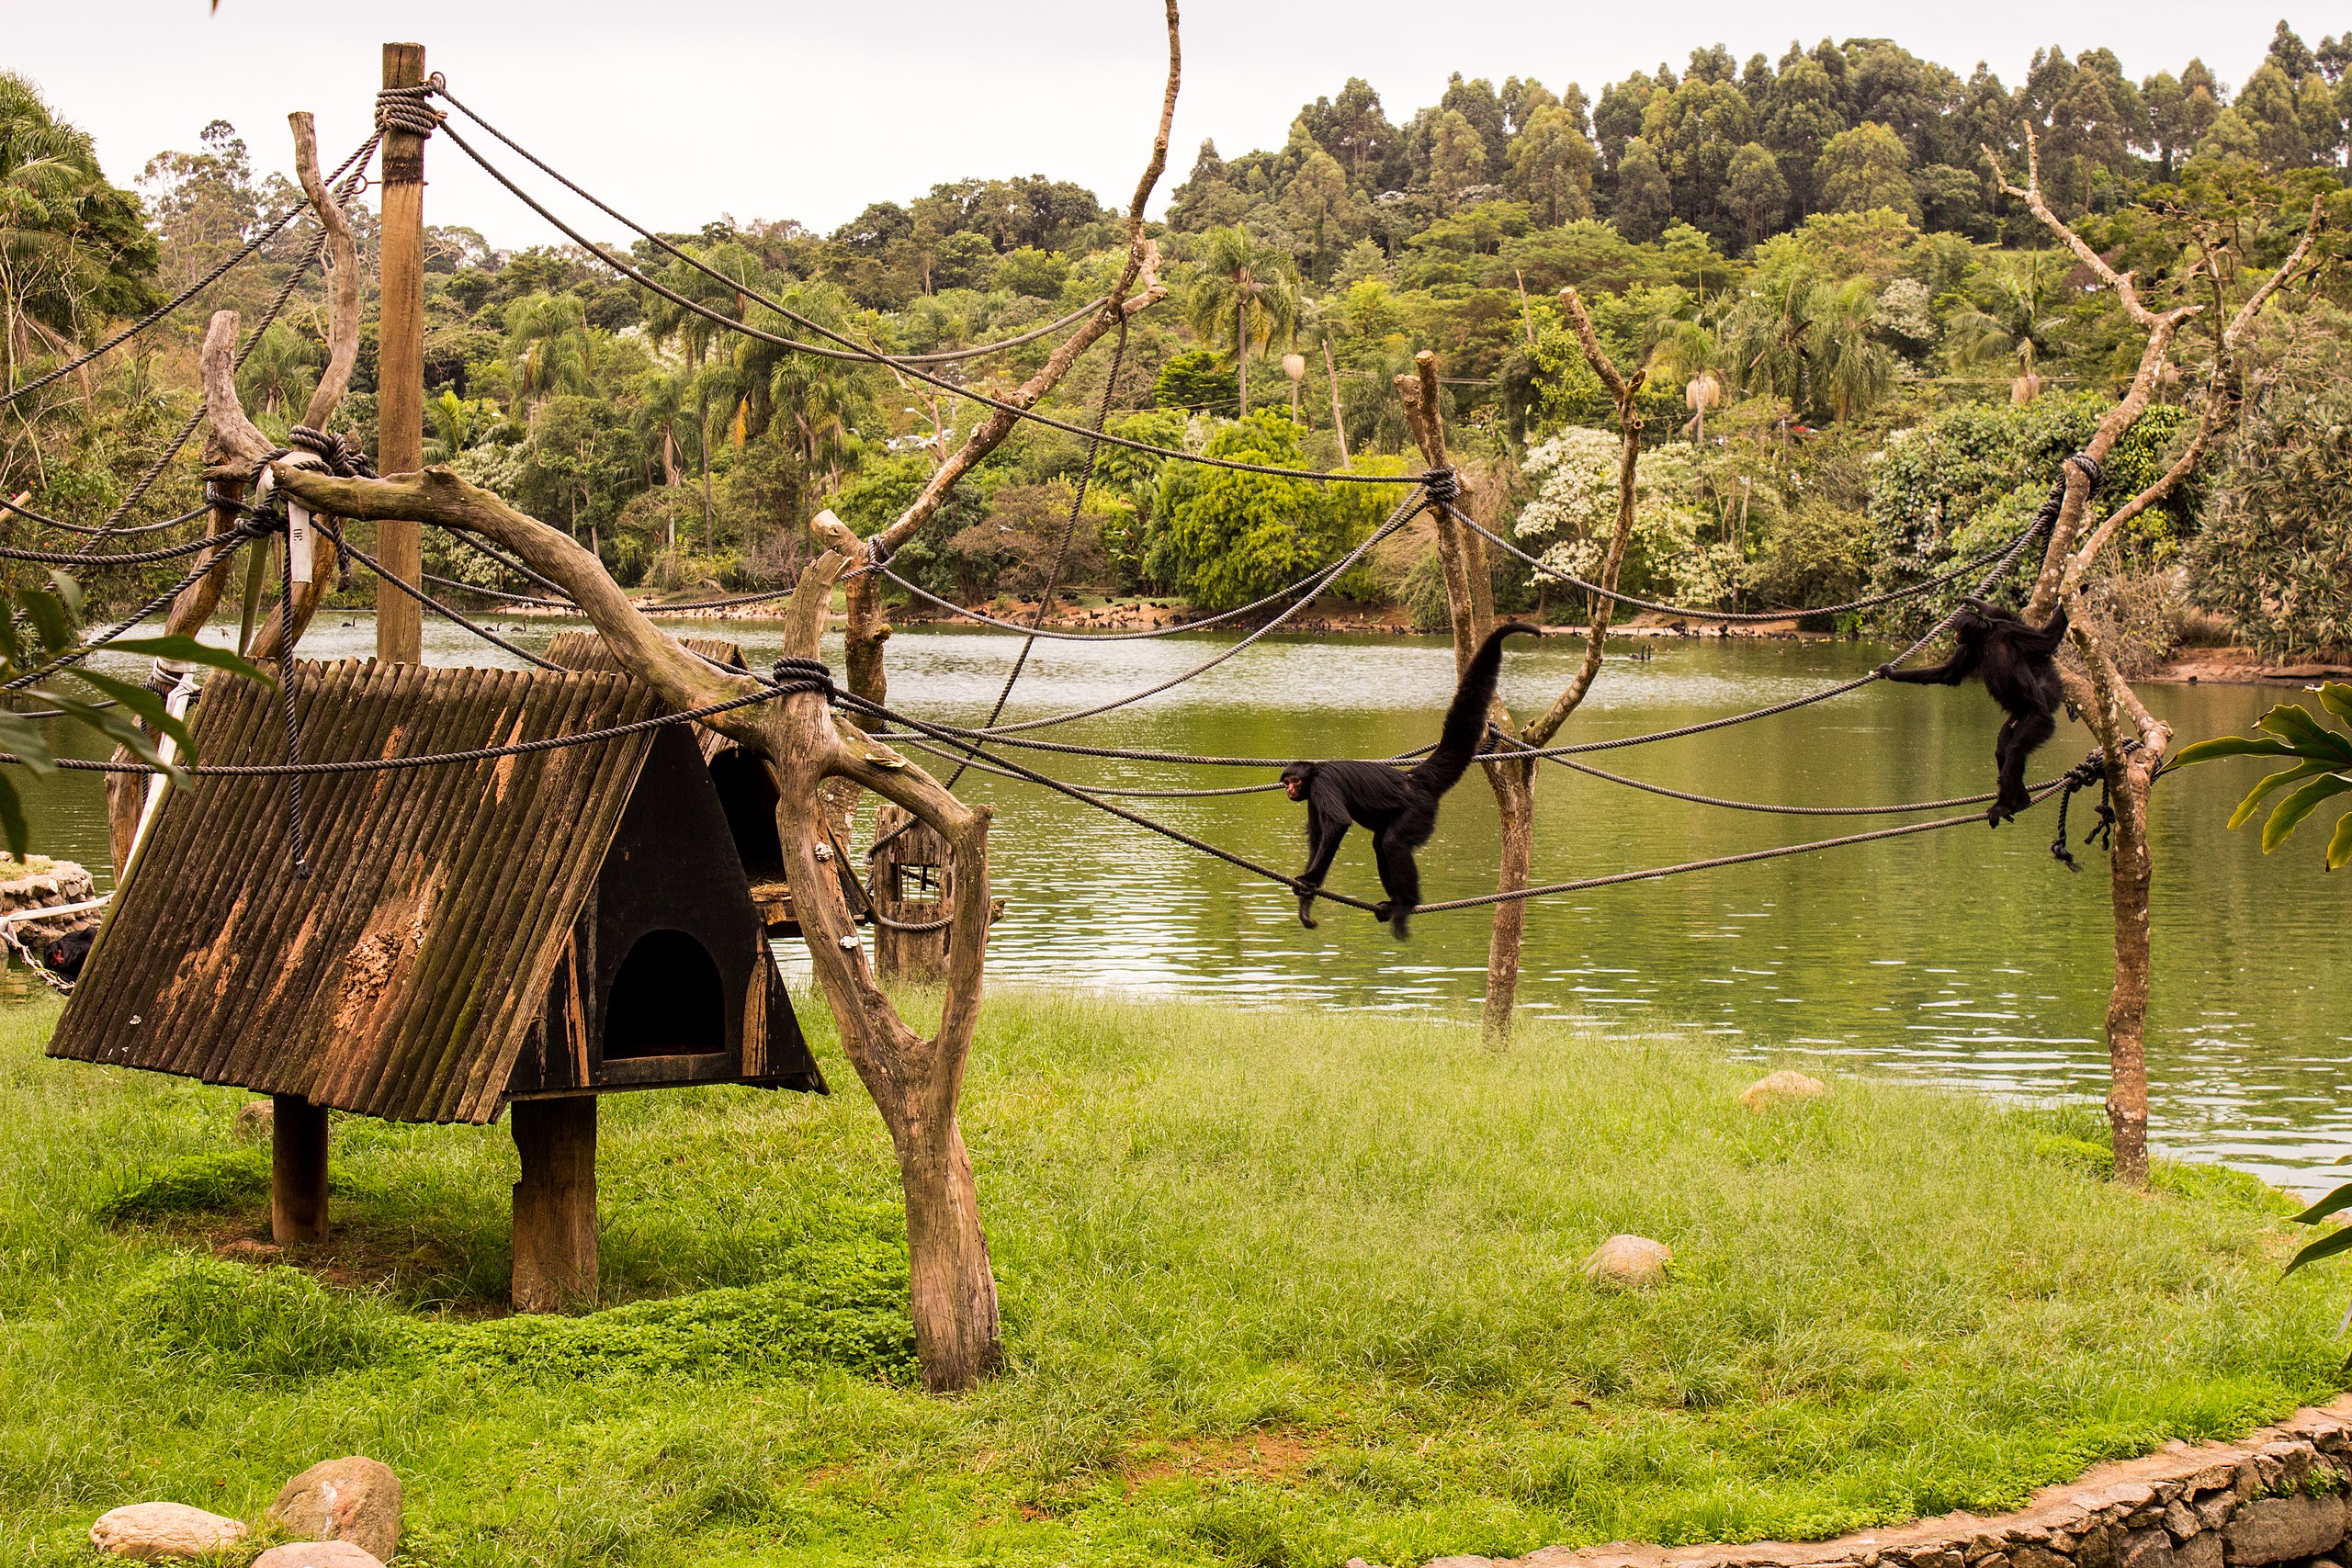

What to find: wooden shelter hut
left=49, top=657, right=824, bottom=1310
left=541, top=632, right=865, bottom=937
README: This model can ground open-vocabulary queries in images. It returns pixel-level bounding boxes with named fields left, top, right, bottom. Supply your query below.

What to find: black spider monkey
left=1879, top=597, right=2070, bottom=825
left=1283, top=621, right=1542, bottom=938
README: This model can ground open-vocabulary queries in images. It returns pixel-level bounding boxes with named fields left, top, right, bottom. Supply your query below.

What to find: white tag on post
left=287, top=502, right=314, bottom=586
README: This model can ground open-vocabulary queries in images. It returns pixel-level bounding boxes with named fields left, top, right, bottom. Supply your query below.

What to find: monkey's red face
left=1281, top=765, right=1313, bottom=801
left=1283, top=775, right=1307, bottom=800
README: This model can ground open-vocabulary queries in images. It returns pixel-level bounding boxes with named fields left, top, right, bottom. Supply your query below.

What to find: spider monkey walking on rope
left=1879, top=597, right=2070, bottom=825
left=1283, top=622, right=1542, bottom=938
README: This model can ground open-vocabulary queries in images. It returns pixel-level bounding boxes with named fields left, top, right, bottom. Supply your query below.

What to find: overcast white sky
left=7, top=3, right=2336, bottom=248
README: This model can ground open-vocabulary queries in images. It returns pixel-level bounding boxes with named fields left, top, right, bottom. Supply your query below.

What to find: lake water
left=19, top=615, right=2348, bottom=1192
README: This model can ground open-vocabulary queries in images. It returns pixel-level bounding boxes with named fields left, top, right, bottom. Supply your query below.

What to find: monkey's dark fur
left=1283, top=622, right=1541, bottom=937
left=1880, top=598, right=2070, bottom=824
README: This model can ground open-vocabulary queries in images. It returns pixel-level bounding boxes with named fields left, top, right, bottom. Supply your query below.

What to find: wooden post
left=375, top=41, right=426, bottom=665
left=269, top=1094, right=329, bottom=1243
left=511, top=1097, right=597, bottom=1312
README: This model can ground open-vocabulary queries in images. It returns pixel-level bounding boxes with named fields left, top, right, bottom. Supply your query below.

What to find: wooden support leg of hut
left=511, top=1097, right=597, bottom=1312
left=270, top=1094, right=330, bottom=1244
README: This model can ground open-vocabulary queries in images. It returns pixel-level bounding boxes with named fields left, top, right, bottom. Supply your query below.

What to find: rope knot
left=770, top=657, right=836, bottom=700
left=2064, top=452, right=2106, bottom=494
left=374, top=83, right=445, bottom=138
left=2048, top=748, right=2115, bottom=872
left=288, top=425, right=376, bottom=479
left=1422, top=468, right=1461, bottom=505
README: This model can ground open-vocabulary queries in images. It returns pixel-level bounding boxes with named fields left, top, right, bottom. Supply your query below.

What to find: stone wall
left=1383, top=1396, right=2352, bottom=1568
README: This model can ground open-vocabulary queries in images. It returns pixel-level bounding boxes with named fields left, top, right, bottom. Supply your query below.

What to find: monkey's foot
left=1295, top=897, right=1319, bottom=930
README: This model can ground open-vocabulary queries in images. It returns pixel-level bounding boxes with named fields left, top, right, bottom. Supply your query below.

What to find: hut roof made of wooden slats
left=48, top=659, right=665, bottom=1124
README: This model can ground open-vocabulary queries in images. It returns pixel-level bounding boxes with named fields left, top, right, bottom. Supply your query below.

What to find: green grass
left=0, top=990, right=2344, bottom=1567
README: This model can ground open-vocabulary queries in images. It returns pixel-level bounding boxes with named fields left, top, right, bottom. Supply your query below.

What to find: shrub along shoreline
left=2, top=991, right=2343, bottom=1567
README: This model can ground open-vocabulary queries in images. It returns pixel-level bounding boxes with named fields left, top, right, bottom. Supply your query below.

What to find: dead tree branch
left=1985, top=132, right=2325, bottom=1189
left=842, top=1, right=1181, bottom=716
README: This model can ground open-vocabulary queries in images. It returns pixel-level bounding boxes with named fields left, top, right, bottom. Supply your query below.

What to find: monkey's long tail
left=1408, top=621, right=1541, bottom=797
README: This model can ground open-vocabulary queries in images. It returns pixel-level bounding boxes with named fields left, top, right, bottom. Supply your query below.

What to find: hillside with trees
left=6, top=21, right=2350, bottom=664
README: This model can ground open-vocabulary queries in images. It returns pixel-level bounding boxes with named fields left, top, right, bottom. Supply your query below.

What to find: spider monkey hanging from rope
left=1878, top=597, right=2071, bottom=826
left=1284, top=622, right=1542, bottom=939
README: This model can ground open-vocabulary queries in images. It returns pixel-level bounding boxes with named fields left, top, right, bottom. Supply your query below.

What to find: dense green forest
left=5, top=22, right=2351, bottom=661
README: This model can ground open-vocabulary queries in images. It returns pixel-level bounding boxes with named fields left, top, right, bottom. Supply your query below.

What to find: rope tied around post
left=769, top=657, right=836, bottom=701
left=375, top=78, right=446, bottom=138
left=1421, top=467, right=1460, bottom=506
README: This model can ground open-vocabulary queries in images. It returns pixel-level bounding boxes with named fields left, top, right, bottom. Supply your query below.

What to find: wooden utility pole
left=376, top=41, right=426, bottom=664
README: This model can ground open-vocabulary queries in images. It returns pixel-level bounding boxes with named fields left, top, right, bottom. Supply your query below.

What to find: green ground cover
left=0, top=990, right=2343, bottom=1567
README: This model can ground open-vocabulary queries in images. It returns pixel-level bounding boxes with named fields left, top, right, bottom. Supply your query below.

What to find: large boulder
left=1738, top=1070, right=1827, bottom=1111
left=2225, top=1493, right=2346, bottom=1564
left=1581, top=1235, right=1670, bottom=1287
left=268, top=1456, right=402, bottom=1562
left=253, top=1543, right=386, bottom=1568
left=88, top=1502, right=248, bottom=1560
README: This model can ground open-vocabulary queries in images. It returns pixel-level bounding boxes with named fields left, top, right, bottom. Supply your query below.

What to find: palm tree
left=1724, top=264, right=1820, bottom=415
left=1647, top=315, right=1727, bottom=444
left=1725, top=269, right=1895, bottom=424
left=1184, top=228, right=1301, bottom=416
left=504, top=292, right=596, bottom=411
left=234, top=321, right=317, bottom=422
left=1811, top=277, right=1896, bottom=423
left=1945, top=251, right=2068, bottom=402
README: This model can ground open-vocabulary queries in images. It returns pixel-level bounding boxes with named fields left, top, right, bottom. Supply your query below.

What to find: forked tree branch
left=1525, top=287, right=1643, bottom=749
left=871, top=0, right=1181, bottom=557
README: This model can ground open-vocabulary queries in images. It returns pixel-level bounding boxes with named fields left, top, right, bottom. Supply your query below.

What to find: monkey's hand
left=1295, top=891, right=1319, bottom=929
left=1873, top=661, right=1897, bottom=678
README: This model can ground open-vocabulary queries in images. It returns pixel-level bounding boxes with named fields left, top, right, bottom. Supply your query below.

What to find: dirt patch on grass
left=189, top=1214, right=511, bottom=1316
left=1122, top=1429, right=1326, bottom=1488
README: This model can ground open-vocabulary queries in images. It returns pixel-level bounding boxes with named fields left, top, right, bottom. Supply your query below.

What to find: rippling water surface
left=21, top=615, right=2348, bottom=1191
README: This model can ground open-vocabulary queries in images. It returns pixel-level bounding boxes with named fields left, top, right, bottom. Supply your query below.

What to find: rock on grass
left=88, top=1501, right=246, bottom=1560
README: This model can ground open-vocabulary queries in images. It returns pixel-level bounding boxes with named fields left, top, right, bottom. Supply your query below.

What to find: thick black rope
left=1447, top=454, right=2101, bottom=626
left=435, top=87, right=1112, bottom=370
left=427, top=96, right=1407, bottom=487
left=9, top=678, right=828, bottom=777
left=0, top=525, right=273, bottom=568
left=0, top=529, right=260, bottom=694
left=0, top=499, right=208, bottom=537
left=1449, top=503, right=2041, bottom=625
left=322, top=523, right=563, bottom=672
left=934, top=487, right=1431, bottom=738
left=0, top=131, right=378, bottom=412
left=840, top=687, right=2077, bottom=919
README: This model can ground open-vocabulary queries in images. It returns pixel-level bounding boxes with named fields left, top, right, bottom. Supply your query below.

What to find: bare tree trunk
left=1396, top=298, right=1642, bottom=1043
left=1396, top=353, right=1531, bottom=1041
left=1987, top=134, right=2322, bottom=1189
left=1237, top=295, right=1249, bottom=415
left=110, top=112, right=360, bottom=869
left=2104, top=756, right=2155, bottom=1186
